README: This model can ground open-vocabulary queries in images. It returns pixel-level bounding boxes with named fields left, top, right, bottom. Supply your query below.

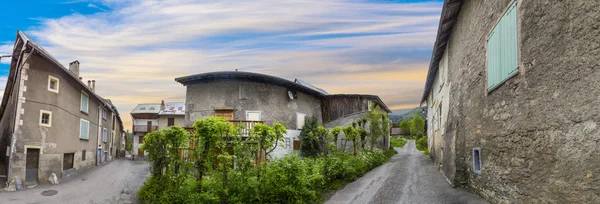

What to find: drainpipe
left=7, top=45, right=35, bottom=186
left=97, top=105, right=102, bottom=165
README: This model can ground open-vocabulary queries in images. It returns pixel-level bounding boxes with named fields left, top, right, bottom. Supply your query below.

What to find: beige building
left=130, top=101, right=184, bottom=159
left=157, top=101, right=185, bottom=129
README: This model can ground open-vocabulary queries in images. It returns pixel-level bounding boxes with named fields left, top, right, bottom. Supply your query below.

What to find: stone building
left=0, top=31, right=125, bottom=188
left=422, top=0, right=600, bottom=203
left=175, top=71, right=391, bottom=158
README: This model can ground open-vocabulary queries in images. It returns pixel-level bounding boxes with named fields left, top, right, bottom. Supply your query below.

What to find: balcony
left=133, top=125, right=158, bottom=133
left=229, top=120, right=263, bottom=136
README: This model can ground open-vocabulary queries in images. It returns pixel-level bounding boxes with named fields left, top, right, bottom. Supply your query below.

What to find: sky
left=0, top=0, right=442, bottom=130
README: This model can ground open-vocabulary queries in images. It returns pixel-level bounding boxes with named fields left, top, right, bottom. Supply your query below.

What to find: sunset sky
left=0, top=0, right=442, bottom=129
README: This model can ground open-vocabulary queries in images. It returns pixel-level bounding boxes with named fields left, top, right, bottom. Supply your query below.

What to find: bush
left=390, top=137, right=407, bottom=148
left=299, top=117, right=321, bottom=157
left=415, top=136, right=429, bottom=155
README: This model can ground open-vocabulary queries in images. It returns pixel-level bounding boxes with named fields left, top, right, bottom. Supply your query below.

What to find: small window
left=48, top=75, right=59, bottom=93
left=246, top=111, right=261, bottom=121
left=63, top=153, right=74, bottom=170
left=81, top=92, right=89, bottom=113
left=82, top=150, right=86, bottom=161
left=103, top=128, right=108, bottom=142
left=168, top=118, right=175, bottom=126
left=472, top=148, right=482, bottom=174
left=140, top=107, right=146, bottom=110
left=139, top=136, right=144, bottom=144
left=149, top=107, right=155, bottom=110
left=296, top=113, right=306, bottom=130
left=103, top=109, right=107, bottom=120
left=487, top=1, right=519, bottom=91
left=80, top=119, right=90, bottom=139
left=39, top=110, right=52, bottom=127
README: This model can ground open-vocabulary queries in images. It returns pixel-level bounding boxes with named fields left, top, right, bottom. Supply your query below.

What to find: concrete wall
left=9, top=54, right=119, bottom=184
left=157, top=115, right=185, bottom=129
left=444, top=0, right=600, bottom=203
left=184, top=79, right=323, bottom=129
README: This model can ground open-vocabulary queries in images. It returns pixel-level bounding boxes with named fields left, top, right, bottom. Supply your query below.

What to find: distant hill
left=389, top=107, right=427, bottom=124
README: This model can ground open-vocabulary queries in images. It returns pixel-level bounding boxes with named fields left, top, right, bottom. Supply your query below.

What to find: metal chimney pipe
left=91, top=80, right=96, bottom=92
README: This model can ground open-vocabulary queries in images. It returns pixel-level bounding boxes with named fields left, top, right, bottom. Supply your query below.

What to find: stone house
left=422, top=0, right=600, bottom=203
left=130, top=101, right=185, bottom=159
left=0, top=31, right=125, bottom=188
left=175, top=71, right=391, bottom=159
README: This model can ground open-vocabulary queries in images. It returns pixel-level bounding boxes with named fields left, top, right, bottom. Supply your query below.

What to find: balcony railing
left=133, top=125, right=158, bottom=133
left=229, top=120, right=263, bottom=136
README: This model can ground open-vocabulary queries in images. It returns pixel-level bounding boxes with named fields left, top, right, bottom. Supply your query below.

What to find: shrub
left=415, top=136, right=428, bottom=155
left=299, top=117, right=321, bottom=157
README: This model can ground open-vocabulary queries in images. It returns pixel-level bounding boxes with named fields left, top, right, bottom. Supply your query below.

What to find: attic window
left=140, top=107, right=146, bottom=110
left=149, top=107, right=155, bottom=110
left=472, top=148, right=482, bottom=175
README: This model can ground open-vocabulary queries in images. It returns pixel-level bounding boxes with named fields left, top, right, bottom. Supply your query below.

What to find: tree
left=343, top=126, right=358, bottom=155
left=399, top=120, right=411, bottom=136
left=329, top=126, right=342, bottom=152
left=125, top=132, right=133, bottom=154
left=299, top=117, right=321, bottom=157
left=409, top=114, right=425, bottom=139
left=249, top=122, right=286, bottom=164
left=192, top=116, right=234, bottom=192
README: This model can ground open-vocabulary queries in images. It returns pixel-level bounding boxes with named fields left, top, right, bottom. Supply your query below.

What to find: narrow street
left=327, top=140, right=486, bottom=204
left=0, top=159, right=149, bottom=204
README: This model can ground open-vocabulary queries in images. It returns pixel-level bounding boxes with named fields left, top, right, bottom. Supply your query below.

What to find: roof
left=294, top=79, right=329, bottom=95
left=327, top=94, right=392, bottom=113
left=175, top=71, right=327, bottom=97
left=131, top=104, right=161, bottom=114
left=158, top=102, right=185, bottom=115
left=421, top=0, right=464, bottom=103
left=0, top=30, right=113, bottom=119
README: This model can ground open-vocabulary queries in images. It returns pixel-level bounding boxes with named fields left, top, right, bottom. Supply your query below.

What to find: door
left=97, top=148, right=102, bottom=165
left=25, top=148, right=40, bottom=186
left=147, top=121, right=152, bottom=132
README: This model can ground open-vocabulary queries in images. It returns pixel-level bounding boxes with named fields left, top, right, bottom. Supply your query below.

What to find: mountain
left=389, top=106, right=427, bottom=124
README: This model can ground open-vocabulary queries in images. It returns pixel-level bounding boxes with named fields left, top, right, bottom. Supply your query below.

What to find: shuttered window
left=80, top=119, right=89, bottom=139
left=487, top=1, right=518, bottom=91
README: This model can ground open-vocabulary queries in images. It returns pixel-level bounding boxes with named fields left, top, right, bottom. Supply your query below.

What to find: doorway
left=25, top=148, right=40, bottom=186
left=138, top=148, right=144, bottom=160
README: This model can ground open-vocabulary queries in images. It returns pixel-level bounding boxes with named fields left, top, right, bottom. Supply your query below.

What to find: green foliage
left=399, top=120, right=411, bottom=135
left=299, top=117, right=321, bottom=157
left=390, top=137, right=407, bottom=148
left=328, top=126, right=342, bottom=152
left=366, top=103, right=390, bottom=149
left=415, top=136, right=429, bottom=155
left=125, top=132, right=133, bottom=154
left=384, top=148, right=398, bottom=158
left=409, top=113, right=425, bottom=139
left=249, top=122, right=287, bottom=161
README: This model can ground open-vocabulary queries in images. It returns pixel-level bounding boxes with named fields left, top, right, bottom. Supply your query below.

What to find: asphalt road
left=0, top=158, right=149, bottom=204
left=327, top=140, right=486, bottom=204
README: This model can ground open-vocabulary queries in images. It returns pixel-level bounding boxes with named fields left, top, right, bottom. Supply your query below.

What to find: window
left=80, top=119, right=90, bottom=139
left=487, top=1, right=518, bottom=91
left=139, top=136, right=144, bottom=144
left=81, top=92, right=89, bottom=113
left=103, top=109, right=107, bottom=120
left=103, top=128, right=108, bottom=142
left=214, top=109, right=234, bottom=120
left=472, top=148, right=482, bottom=175
left=140, top=107, right=146, bottom=110
left=63, top=153, right=74, bottom=170
left=168, top=118, right=175, bottom=126
left=296, top=113, right=306, bottom=130
left=245, top=111, right=261, bottom=121
left=82, top=150, right=86, bottom=161
left=39, top=110, right=52, bottom=127
left=47, top=75, right=59, bottom=93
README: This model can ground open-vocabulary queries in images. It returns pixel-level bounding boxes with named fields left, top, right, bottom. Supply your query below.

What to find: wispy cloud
left=2, top=0, right=441, bottom=128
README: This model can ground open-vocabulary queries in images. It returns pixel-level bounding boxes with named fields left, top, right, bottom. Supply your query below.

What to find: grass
left=390, top=137, right=407, bottom=148
left=415, top=136, right=429, bottom=155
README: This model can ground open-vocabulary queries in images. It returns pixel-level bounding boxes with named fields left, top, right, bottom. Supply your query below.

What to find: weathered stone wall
left=184, top=79, right=323, bottom=129
left=447, top=0, right=600, bottom=203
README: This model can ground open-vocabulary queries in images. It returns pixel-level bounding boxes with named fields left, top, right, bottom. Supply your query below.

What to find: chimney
left=87, top=80, right=91, bottom=88
left=91, top=80, right=96, bottom=92
left=69, top=60, right=80, bottom=77
left=161, top=100, right=165, bottom=110
left=79, top=77, right=83, bottom=81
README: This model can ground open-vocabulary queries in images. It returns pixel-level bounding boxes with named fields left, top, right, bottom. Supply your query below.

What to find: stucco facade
left=0, top=32, right=124, bottom=188
left=423, top=0, right=600, bottom=203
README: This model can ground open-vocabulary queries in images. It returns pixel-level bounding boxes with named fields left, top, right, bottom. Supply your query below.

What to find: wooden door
left=214, top=110, right=234, bottom=121
left=147, top=121, right=152, bottom=132
left=25, top=148, right=39, bottom=186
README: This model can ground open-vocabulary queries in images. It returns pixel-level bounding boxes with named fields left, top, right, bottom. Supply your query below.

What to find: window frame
left=103, top=128, right=108, bottom=143
left=486, top=1, right=519, bottom=92
left=167, top=117, right=175, bottom=127
left=39, top=110, right=52, bottom=127
left=80, top=91, right=89, bottom=113
left=80, top=119, right=90, bottom=140
left=47, top=75, right=60, bottom=93
left=245, top=111, right=262, bottom=121
left=102, top=109, right=107, bottom=120
left=296, top=113, right=306, bottom=130
left=472, top=147, right=482, bottom=175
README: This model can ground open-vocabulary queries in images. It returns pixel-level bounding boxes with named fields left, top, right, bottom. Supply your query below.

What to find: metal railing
left=133, top=125, right=158, bottom=132
left=229, top=120, right=263, bottom=136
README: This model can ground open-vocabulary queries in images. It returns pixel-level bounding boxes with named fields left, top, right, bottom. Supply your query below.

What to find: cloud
left=16, top=0, right=441, bottom=128
left=0, top=42, right=14, bottom=64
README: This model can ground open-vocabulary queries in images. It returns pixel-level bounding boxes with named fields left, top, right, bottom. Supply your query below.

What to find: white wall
left=428, top=50, right=450, bottom=145
left=269, top=129, right=301, bottom=159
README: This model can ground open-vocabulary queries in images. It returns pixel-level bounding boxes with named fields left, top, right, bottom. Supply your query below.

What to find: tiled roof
left=131, top=104, right=161, bottom=114
left=159, top=102, right=185, bottom=115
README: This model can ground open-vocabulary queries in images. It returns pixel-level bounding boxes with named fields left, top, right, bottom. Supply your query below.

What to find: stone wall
left=446, top=0, right=600, bottom=203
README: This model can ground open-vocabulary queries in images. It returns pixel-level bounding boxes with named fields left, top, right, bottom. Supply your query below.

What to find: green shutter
left=487, top=2, right=518, bottom=91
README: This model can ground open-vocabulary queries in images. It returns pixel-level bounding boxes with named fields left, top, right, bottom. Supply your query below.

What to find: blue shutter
left=487, top=2, right=518, bottom=91
left=80, top=120, right=89, bottom=139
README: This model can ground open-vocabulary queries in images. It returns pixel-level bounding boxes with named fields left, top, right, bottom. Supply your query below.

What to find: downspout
left=7, top=44, right=35, bottom=184
left=97, top=105, right=102, bottom=165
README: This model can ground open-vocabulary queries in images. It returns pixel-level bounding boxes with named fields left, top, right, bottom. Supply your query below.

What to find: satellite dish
left=288, top=90, right=295, bottom=100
